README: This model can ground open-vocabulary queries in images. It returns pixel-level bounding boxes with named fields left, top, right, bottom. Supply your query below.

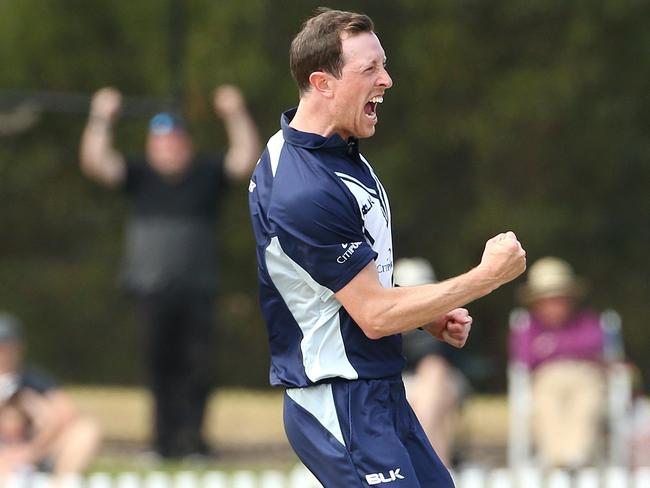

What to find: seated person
left=510, top=257, right=605, bottom=469
left=0, top=313, right=102, bottom=482
left=394, top=258, right=470, bottom=467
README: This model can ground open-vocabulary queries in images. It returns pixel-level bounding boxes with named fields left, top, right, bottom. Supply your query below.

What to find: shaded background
left=0, top=0, right=648, bottom=392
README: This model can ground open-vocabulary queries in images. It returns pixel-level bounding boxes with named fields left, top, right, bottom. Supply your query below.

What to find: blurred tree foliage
left=0, top=0, right=648, bottom=390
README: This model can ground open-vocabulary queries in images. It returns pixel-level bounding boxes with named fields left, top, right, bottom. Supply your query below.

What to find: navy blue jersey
left=249, top=109, right=404, bottom=388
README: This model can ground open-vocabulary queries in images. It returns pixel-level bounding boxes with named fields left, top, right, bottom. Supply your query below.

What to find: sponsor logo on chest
left=361, top=196, right=375, bottom=216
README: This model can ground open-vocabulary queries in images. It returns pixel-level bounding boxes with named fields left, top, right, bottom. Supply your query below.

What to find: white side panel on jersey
left=360, top=154, right=392, bottom=221
left=286, top=383, right=345, bottom=446
left=265, top=237, right=359, bottom=383
left=267, top=130, right=285, bottom=177
left=335, top=171, right=394, bottom=289
left=334, top=172, right=379, bottom=197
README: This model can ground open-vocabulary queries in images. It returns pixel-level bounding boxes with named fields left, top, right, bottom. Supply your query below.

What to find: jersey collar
left=280, top=108, right=359, bottom=154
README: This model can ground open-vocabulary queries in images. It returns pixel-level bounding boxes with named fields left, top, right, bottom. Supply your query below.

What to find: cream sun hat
left=517, top=256, right=588, bottom=305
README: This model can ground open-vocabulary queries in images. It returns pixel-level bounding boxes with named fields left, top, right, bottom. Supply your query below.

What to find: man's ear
left=308, top=71, right=334, bottom=98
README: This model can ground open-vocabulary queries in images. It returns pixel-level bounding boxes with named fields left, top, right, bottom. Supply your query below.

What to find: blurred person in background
left=0, top=313, right=101, bottom=482
left=78, top=85, right=261, bottom=459
left=395, top=258, right=471, bottom=468
left=510, top=257, right=605, bottom=469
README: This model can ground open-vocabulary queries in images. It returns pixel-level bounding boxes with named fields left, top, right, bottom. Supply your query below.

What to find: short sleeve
left=20, top=368, right=58, bottom=394
left=270, top=183, right=377, bottom=293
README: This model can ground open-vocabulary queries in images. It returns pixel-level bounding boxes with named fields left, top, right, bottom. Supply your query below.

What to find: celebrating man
left=248, top=8, right=526, bottom=487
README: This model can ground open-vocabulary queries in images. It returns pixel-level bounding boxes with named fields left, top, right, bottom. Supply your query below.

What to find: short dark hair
left=290, top=8, right=374, bottom=95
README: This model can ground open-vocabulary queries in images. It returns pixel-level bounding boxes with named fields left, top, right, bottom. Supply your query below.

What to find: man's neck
left=289, top=99, right=338, bottom=138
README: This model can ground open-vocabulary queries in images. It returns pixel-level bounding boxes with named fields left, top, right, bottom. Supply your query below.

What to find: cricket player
left=248, top=8, right=526, bottom=487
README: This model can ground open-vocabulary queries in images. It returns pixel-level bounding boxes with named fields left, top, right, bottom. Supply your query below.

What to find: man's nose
left=379, top=68, right=393, bottom=89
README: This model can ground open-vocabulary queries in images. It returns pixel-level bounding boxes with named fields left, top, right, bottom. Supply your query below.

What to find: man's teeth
left=370, top=96, right=383, bottom=104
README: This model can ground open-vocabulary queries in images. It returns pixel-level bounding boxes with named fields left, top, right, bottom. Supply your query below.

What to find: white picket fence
left=7, top=465, right=650, bottom=488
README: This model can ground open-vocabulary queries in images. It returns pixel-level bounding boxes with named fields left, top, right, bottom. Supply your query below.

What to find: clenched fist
left=479, top=231, right=527, bottom=287
left=425, top=308, right=473, bottom=348
left=90, top=87, right=122, bottom=123
left=213, top=84, right=245, bottom=118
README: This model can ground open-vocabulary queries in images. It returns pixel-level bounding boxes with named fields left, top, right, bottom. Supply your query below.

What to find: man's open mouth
left=364, top=96, right=384, bottom=120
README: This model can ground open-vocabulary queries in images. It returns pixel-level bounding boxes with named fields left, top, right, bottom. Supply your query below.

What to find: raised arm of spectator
left=213, top=84, right=261, bottom=181
left=336, top=232, right=527, bottom=344
left=79, top=87, right=126, bottom=188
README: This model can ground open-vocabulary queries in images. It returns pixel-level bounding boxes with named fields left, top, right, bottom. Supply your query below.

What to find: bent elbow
left=358, top=315, right=390, bottom=340
left=364, top=329, right=385, bottom=340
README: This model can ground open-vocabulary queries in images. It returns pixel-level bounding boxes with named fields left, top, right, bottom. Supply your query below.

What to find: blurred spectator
left=394, top=258, right=470, bottom=467
left=0, top=313, right=101, bottom=482
left=79, top=85, right=261, bottom=459
left=510, top=257, right=605, bottom=469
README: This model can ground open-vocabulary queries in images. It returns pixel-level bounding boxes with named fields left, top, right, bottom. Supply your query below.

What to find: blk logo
left=361, top=196, right=375, bottom=216
left=365, top=468, right=405, bottom=485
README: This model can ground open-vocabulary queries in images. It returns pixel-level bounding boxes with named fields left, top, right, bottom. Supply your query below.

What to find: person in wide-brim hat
left=517, top=256, right=589, bottom=305
left=510, top=256, right=606, bottom=470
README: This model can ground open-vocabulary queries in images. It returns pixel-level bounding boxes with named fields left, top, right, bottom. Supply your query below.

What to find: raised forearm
left=79, top=87, right=126, bottom=187
left=79, top=117, right=125, bottom=187
left=337, top=232, right=526, bottom=339
left=369, top=267, right=495, bottom=337
left=222, top=108, right=261, bottom=180
left=337, top=263, right=498, bottom=339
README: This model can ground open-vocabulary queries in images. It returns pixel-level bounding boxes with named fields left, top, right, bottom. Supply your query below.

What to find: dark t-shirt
left=0, top=368, right=56, bottom=404
left=18, top=368, right=57, bottom=394
left=120, top=155, right=226, bottom=294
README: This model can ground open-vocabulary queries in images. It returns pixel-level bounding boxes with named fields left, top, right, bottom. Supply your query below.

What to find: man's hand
left=89, top=87, right=122, bottom=123
left=213, top=84, right=245, bottom=118
left=424, top=308, right=473, bottom=348
left=479, top=231, right=527, bottom=288
left=80, top=87, right=126, bottom=187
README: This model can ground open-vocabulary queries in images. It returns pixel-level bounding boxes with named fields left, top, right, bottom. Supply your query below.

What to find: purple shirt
left=510, top=310, right=604, bottom=371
